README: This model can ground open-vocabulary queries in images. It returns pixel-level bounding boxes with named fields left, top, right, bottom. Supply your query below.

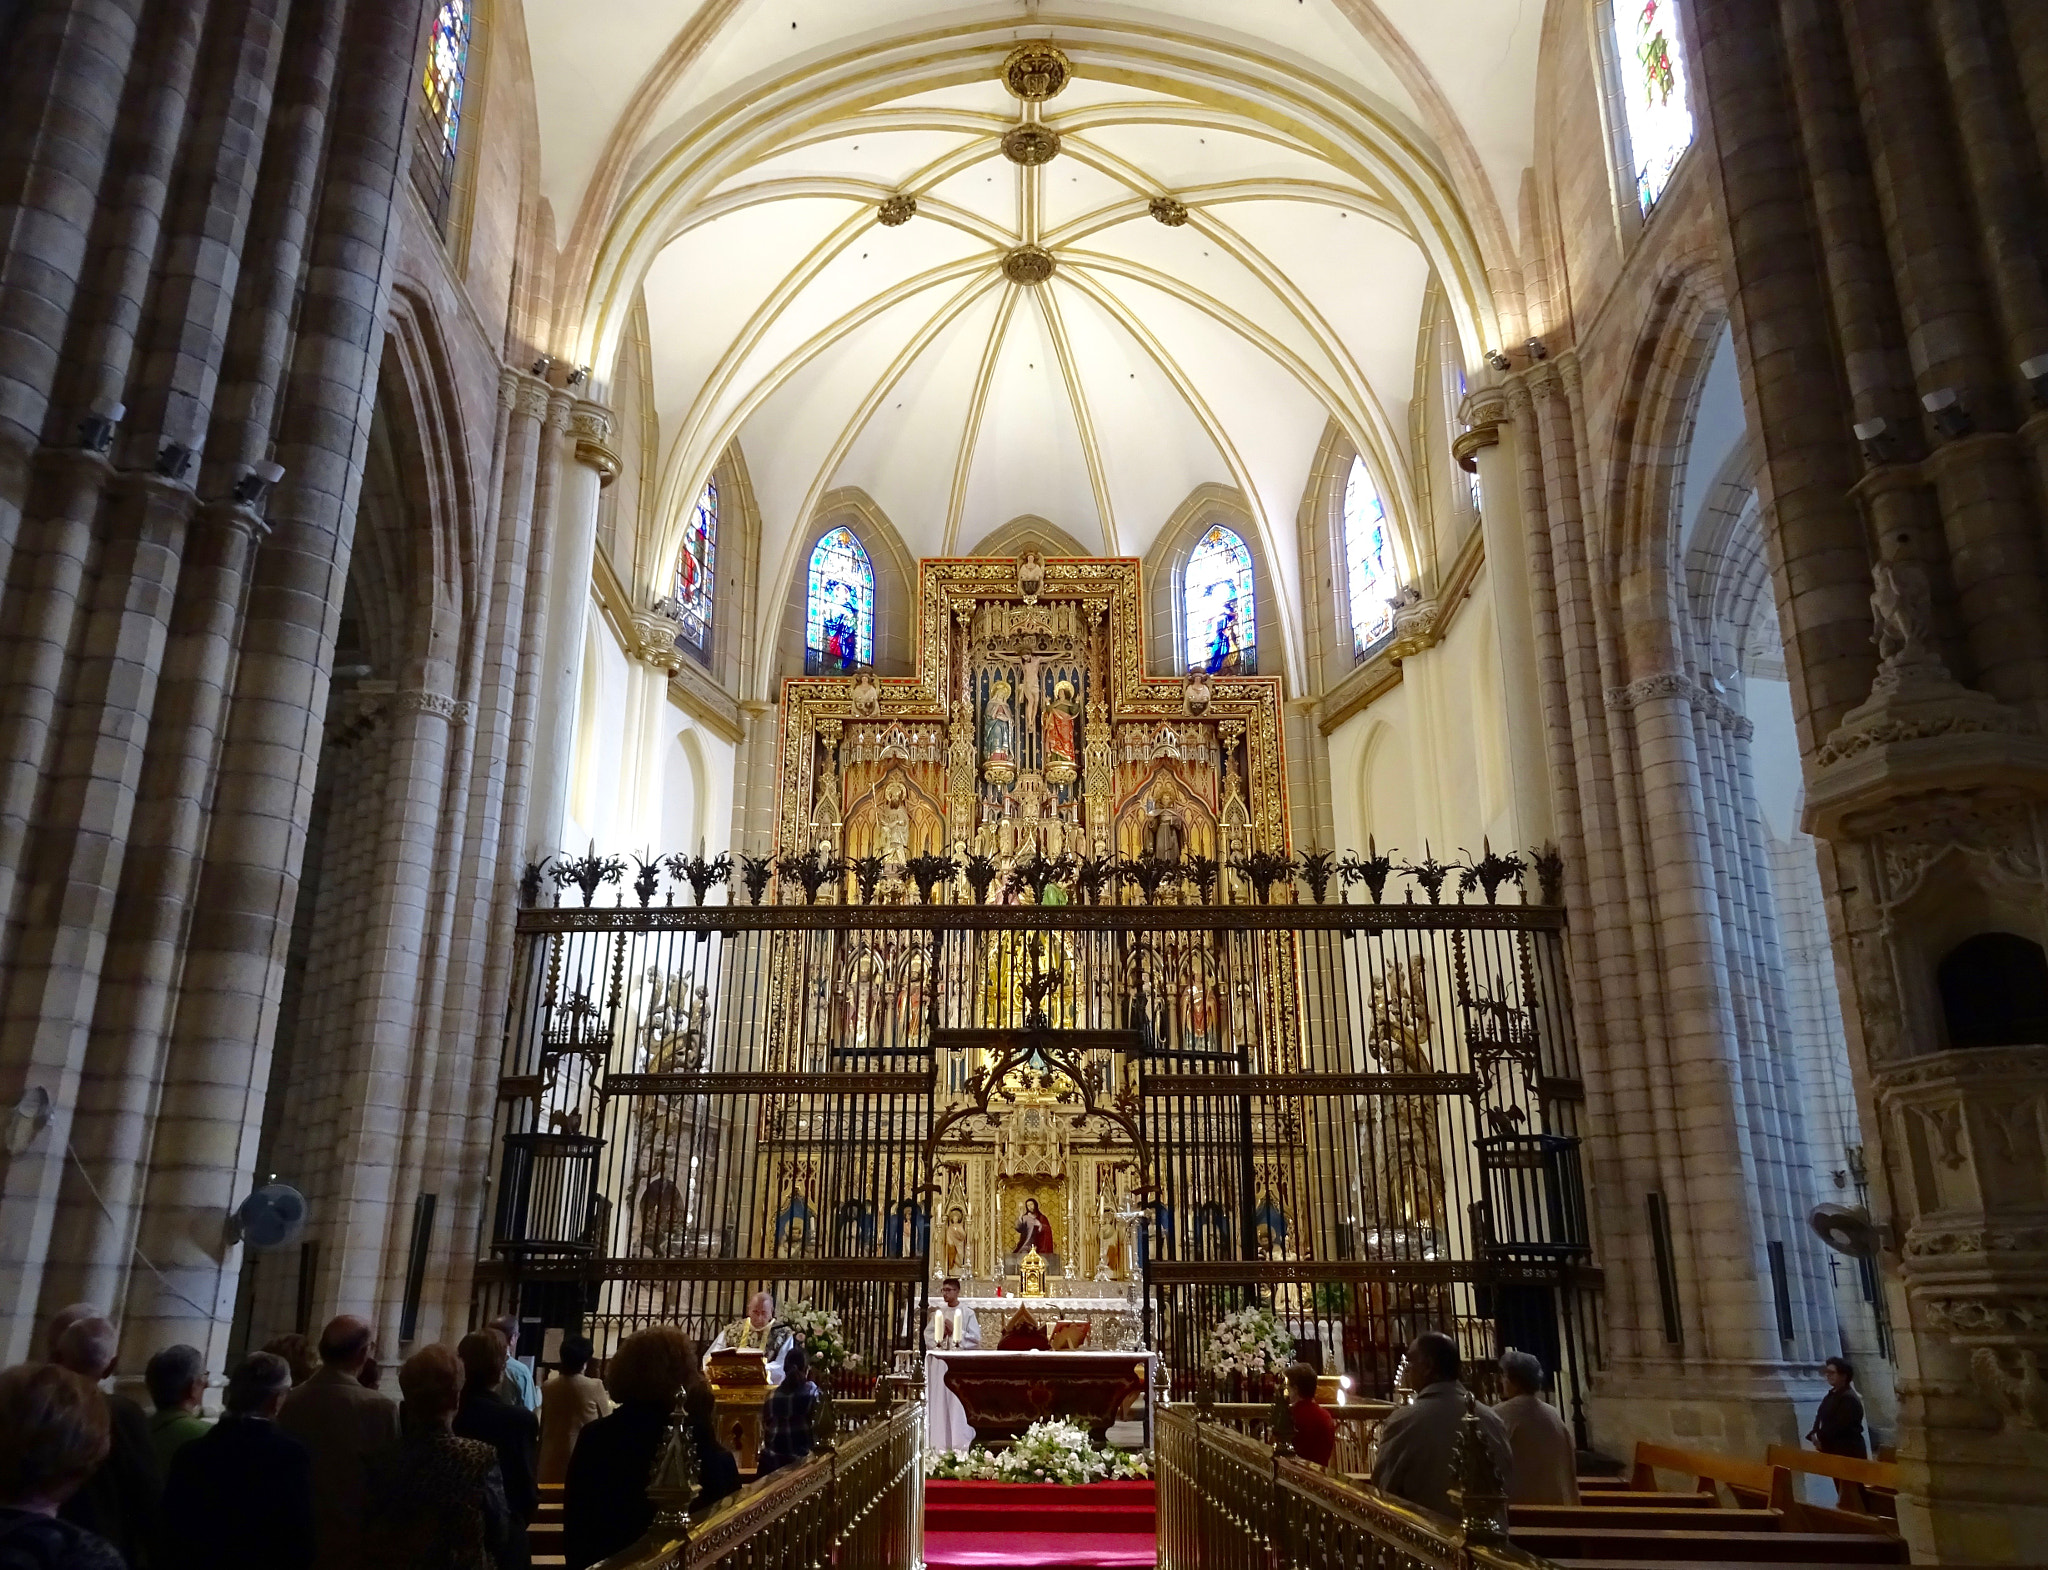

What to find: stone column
left=526, top=401, right=615, bottom=859
left=622, top=611, right=685, bottom=852
left=1461, top=388, right=1554, bottom=850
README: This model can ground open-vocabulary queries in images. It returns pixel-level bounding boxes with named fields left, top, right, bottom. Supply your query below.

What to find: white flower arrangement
left=780, top=1299, right=857, bottom=1374
left=1208, top=1303, right=1297, bottom=1376
left=924, top=1418, right=1150, bottom=1485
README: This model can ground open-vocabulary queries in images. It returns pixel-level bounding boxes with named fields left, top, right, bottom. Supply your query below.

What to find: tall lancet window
left=418, top=1, right=471, bottom=228
left=1344, top=455, right=1397, bottom=654
left=1184, top=523, right=1255, bottom=676
left=1616, top=0, right=1694, bottom=213
left=673, top=478, right=717, bottom=650
left=806, top=526, right=874, bottom=673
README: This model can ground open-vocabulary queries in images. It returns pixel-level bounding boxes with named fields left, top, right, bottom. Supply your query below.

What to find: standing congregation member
left=277, top=1315, right=400, bottom=1570
left=141, top=1347, right=211, bottom=1475
left=160, top=1353, right=314, bottom=1570
left=684, top=1382, right=741, bottom=1514
left=1492, top=1350, right=1577, bottom=1504
left=1284, top=1362, right=1337, bottom=1468
left=1370, top=1332, right=1512, bottom=1517
left=1808, top=1357, right=1868, bottom=1504
left=365, top=1345, right=516, bottom=1570
left=757, top=1345, right=819, bottom=1476
left=563, top=1328, right=699, bottom=1570
left=924, top=1280, right=980, bottom=1349
left=0, top=1363, right=126, bottom=1569
left=491, top=1317, right=539, bottom=1413
left=262, top=1336, right=319, bottom=1389
left=50, top=1319, right=158, bottom=1566
left=454, top=1332, right=538, bottom=1569
left=537, top=1337, right=611, bottom=1486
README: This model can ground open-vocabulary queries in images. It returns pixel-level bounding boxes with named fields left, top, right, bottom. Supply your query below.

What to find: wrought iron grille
left=479, top=890, right=1599, bottom=1433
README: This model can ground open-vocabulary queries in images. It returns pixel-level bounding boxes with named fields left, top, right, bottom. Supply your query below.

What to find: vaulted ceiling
left=522, top=2, right=1543, bottom=685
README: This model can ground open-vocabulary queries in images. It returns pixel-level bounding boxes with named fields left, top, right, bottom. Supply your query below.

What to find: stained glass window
left=1344, top=455, right=1397, bottom=654
left=423, top=2, right=471, bottom=159
left=806, top=527, right=874, bottom=672
left=1617, top=0, right=1694, bottom=213
left=1184, top=523, right=1255, bottom=676
left=673, top=478, right=717, bottom=649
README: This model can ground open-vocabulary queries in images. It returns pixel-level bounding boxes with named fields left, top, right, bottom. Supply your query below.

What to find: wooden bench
left=1627, top=1442, right=1778, bottom=1509
left=1511, top=1506, right=1781, bottom=1534
left=1511, top=1526, right=1909, bottom=1563
left=1573, top=1491, right=1737, bottom=1509
left=1763, top=1445, right=1899, bottom=1522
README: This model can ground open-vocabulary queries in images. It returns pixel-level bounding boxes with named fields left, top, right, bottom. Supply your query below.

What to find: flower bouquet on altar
left=782, top=1299, right=856, bottom=1375
left=1207, top=1304, right=1296, bottom=1388
left=925, top=1418, right=1150, bottom=1484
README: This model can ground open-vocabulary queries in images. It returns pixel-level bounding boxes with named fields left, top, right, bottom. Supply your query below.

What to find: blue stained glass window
left=1183, top=523, right=1255, bottom=676
left=674, top=478, right=717, bottom=649
left=1617, top=0, right=1694, bottom=213
left=423, top=1, right=471, bottom=158
left=1344, top=456, right=1397, bottom=655
left=806, top=527, right=874, bottom=671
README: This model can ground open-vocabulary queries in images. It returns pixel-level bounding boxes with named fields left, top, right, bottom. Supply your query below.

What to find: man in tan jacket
left=277, top=1315, right=400, bottom=1570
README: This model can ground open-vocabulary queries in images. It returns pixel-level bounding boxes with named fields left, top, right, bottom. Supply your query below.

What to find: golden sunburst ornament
left=1002, top=245, right=1056, bottom=285
left=1001, top=42, right=1072, bottom=101
left=1001, top=125, right=1062, bottom=166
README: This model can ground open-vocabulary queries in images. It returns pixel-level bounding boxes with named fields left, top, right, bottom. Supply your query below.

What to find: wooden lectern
left=705, top=1349, right=771, bottom=1471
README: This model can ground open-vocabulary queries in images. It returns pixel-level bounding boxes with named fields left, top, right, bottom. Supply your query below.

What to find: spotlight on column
left=1921, top=386, right=1974, bottom=439
left=155, top=440, right=195, bottom=480
left=232, top=459, right=286, bottom=505
left=77, top=399, right=125, bottom=455
left=1852, top=416, right=1897, bottom=464
left=531, top=354, right=554, bottom=380
left=1485, top=349, right=1512, bottom=373
left=566, top=365, right=590, bottom=388
left=2022, top=353, right=2048, bottom=407
left=1525, top=337, right=1549, bottom=362
left=5, top=1086, right=50, bottom=1156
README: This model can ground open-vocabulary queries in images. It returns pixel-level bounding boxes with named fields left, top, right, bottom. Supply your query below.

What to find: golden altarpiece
left=764, top=555, right=1291, bottom=1310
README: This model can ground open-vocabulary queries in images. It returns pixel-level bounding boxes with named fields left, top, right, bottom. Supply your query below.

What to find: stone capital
left=392, top=688, right=467, bottom=724
left=629, top=610, right=685, bottom=674
left=1451, top=423, right=1500, bottom=473
left=570, top=400, right=620, bottom=484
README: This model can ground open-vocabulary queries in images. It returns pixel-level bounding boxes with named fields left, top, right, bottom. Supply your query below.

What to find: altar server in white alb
left=708, top=1291, right=795, bottom=1385
left=925, top=1278, right=981, bottom=1350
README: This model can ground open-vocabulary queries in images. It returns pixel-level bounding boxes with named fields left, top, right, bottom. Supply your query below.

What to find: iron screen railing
left=479, top=864, right=1600, bottom=1432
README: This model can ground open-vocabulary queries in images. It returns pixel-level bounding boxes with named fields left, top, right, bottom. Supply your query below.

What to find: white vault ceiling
left=525, top=3, right=1540, bottom=682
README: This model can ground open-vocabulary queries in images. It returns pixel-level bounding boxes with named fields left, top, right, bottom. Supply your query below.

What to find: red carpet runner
left=924, top=1479, right=1158, bottom=1569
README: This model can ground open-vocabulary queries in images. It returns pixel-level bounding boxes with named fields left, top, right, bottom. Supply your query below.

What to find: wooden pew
left=1627, top=1441, right=1777, bottom=1509
left=1763, top=1445, right=1900, bottom=1524
left=1511, top=1505, right=1781, bottom=1534
left=1512, top=1525, right=1909, bottom=1563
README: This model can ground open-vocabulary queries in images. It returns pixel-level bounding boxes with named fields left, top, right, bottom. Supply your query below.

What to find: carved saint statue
left=1145, top=783, right=1185, bottom=866
left=1019, top=653, right=1044, bottom=742
left=942, top=1204, right=970, bottom=1276
left=1871, top=558, right=1938, bottom=669
left=875, top=778, right=912, bottom=877
left=1043, top=678, right=1079, bottom=778
left=982, top=677, right=1016, bottom=780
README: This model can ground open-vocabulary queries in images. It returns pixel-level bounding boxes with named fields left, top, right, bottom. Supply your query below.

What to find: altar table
left=926, top=1350, right=1155, bottom=1451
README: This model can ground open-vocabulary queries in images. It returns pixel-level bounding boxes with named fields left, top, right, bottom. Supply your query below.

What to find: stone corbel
left=630, top=609, right=686, bottom=676
left=569, top=400, right=620, bottom=485
left=1451, top=424, right=1500, bottom=474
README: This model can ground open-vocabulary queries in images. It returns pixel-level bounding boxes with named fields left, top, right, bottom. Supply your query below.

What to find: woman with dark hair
left=452, top=1332, right=538, bottom=1567
left=365, top=1345, right=517, bottom=1570
left=537, top=1336, right=611, bottom=1485
left=563, top=1328, right=700, bottom=1570
left=0, top=1362, right=124, bottom=1569
left=756, top=1344, right=818, bottom=1476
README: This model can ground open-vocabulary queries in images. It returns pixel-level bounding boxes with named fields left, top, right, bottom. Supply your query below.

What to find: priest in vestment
left=708, top=1291, right=794, bottom=1385
left=925, top=1279, right=981, bottom=1350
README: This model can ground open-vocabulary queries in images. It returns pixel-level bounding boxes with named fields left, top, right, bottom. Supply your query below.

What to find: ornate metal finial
left=1148, top=195, right=1189, bottom=226
left=1001, top=41, right=1072, bottom=101
left=877, top=193, right=917, bottom=226
left=1448, top=1396, right=1510, bottom=1543
left=1003, top=244, right=1056, bottom=285
left=645, top=1384, right=702, bottom=1535
left=1001, top=124, right=1062, bottom=166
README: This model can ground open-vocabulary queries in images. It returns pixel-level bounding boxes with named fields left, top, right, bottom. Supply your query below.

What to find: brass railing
left=1156, top=1406, right=1556, bottom=1570
left=600, top=1400, right=922, bottom=1570
left=1207, top=1400, right=1391, bottom=1479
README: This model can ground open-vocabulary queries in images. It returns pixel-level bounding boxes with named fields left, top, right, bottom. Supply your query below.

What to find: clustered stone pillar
left=1686, top=0, right=2048, bottom=1555
left=1498, top=349, right=1836, bottom=1458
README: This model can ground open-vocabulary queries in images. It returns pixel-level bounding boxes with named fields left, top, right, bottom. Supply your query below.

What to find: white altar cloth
left=924, top=1349, right=1157, bottom=1452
